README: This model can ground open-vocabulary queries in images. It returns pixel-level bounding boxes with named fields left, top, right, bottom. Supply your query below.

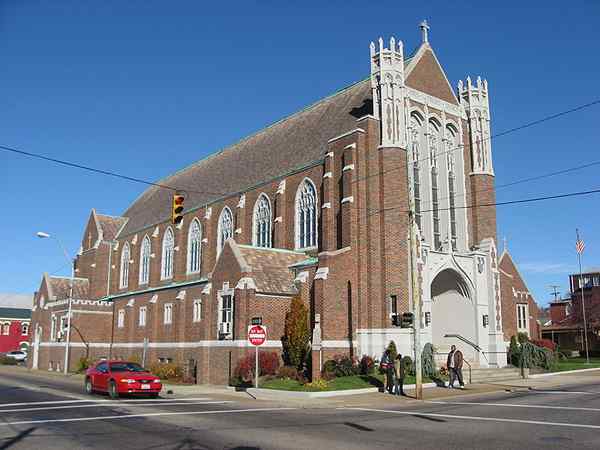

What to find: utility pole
left=549, top=285, right=560, bottom=302
left=408, top=206, right=423, bottom=400
left=576, top=229, right=590, bottom=364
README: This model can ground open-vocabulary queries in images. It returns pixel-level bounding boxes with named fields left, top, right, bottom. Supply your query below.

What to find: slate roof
left=237, top=245, right=308, bottom=295
left=48, top=276, right=90, bottom=300
left=0, top=307, right=31, bottom=320
left=0, top=293, right=33, bottom=309
left=96, top=214, right=128, bottom=241
left=120, top=79, right=373, bottom=236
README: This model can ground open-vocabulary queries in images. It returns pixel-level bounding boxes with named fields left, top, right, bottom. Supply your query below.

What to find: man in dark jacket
left=447, top=345, right=464, bottom=389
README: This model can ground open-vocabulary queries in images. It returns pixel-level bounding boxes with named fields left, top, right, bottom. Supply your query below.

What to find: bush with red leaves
left=234, top=351, right=281, bottom=382
left=531, top=339, right=557, bottom=352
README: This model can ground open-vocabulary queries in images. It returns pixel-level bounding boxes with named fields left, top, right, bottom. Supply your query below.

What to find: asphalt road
left=1, top=371, right=600, bottom=449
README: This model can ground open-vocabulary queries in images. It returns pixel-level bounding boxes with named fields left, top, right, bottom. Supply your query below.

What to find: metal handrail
left=444, top=333, right=488, bottom=363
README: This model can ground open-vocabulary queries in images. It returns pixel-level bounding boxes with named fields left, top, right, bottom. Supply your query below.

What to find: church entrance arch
left=430, top=269, right=477, bottom=361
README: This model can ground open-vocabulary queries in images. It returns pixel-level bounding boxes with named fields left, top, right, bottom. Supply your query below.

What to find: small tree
left=281, top=295, right=310, bottom=369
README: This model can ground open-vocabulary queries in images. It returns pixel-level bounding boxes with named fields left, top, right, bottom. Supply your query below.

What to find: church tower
left=370, top=37, right=408, bottom=148
left=459, top=76, right=497, bottom=246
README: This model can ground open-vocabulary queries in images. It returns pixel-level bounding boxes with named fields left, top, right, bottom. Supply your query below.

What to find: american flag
left=576, top=231, right=585, bottom=254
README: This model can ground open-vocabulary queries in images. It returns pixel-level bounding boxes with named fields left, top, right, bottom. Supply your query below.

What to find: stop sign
left=247, top=325, right=267, bottom=346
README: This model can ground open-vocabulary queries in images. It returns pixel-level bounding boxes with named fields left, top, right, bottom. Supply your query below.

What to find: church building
left=29, top=24, right=540, bottom=384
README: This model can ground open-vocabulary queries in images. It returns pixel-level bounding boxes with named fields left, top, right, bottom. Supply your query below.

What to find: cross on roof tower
left=420, top=20, right=430, bottom=43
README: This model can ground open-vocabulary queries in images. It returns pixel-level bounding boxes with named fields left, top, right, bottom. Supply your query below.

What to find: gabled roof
left=0, top=307, right=31, bottom=319
left=47, top=276, right=89, bottom=300
left=96, top=213, right=128, bottom=241
left=232, top=243, right=307, bottom=295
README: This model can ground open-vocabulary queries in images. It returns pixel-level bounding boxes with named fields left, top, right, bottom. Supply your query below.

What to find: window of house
left=161, top=228, right=175, bottom=280
left=192, top=299, right=202, bottom=322
left=218, top=294, right=233, bottom=337
left=187, top=219, right=202, bottom=274
left=119, top=242, right=130, bottom=289
left=253, top=194, right=272, bottom=248
left=138, top=306, right=147, bottom=327
left=295, top=179, right=318, bottom=249
left=21, top=322, right=29, bottom=336
left=139, top=235, right=151, bottom=285
left=216, top=207, right=233, bottom=256
left=1, top=322, right=9, bottom=336
left=594, top=275, right=600, bottom=287
left=388, top=295, right=398, bottom=317
left=117, top=309, right=125, bottom=328
left=517, top=303, right=528, bottom=332
left=50, top=316, right=57, bottom=341
left=59, top=316, right=67, bottom=335
left=164, top=303, right=173, bottom=325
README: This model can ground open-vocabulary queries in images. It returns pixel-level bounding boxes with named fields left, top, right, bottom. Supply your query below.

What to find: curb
left=246, top=382, right=438, bottom=399
left=530, top=367, right=600, bottom=378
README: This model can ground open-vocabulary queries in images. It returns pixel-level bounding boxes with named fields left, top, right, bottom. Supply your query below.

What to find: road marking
left=0, top=401, right=233, bottom=414
left=0, top=408, right=297, bottom=426
left=427, top=400, right=600, bottom=412
left=0, top=397, right=212, bottom=408
left=528, top=390, right=592, bottom=395
left=339, top=407, right=600, bottom=430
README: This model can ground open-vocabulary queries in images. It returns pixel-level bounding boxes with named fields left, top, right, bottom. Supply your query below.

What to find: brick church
left=29, top=24, right=540, bottom=383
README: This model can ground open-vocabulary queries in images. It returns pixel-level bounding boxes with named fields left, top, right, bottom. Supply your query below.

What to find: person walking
left=393, top=353, right=405, bottom=396
left=447, top=345, right=465, bottom=389
left=380, top=349, right=393, bottom=394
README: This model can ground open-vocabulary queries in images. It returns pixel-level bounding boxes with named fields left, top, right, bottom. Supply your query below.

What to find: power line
left=351, top=98, right=600, bottom=188
left=0, top=144, right=229, bottom=198
left=366, top=186, right=600, bottom=218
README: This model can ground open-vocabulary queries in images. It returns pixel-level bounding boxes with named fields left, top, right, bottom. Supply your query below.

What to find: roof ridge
left=123, top=77, right=371, bottom=217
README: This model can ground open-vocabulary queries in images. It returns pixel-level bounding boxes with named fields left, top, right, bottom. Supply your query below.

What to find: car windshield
left=110, top=362, right=146, bottom=372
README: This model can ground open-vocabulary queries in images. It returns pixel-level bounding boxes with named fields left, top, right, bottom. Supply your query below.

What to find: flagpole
left=576, top=229, right=590, bottom=364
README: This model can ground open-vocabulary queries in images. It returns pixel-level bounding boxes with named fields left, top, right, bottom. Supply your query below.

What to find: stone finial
left=420, top=19, right=430, bottom=43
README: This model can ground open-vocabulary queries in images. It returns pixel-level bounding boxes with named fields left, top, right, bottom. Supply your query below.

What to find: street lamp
left=37, top=231, right=74, bottom=375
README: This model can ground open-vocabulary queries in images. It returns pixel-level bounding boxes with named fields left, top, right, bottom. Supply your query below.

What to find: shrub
left=234, top=351, right=280, bottom=383
left=323, top=354, right=360, bottom=378
left=323, top=359, right=337, bottom=374
left=359, top=355, right=375, bottom=375
left=517, top=332, right=529, bottom=344
left=520, top=341, right=556, bottom=371
left=321, top=370, right=336, bottom=381
left=75, top=357, right=92, bottom=373
left=509, top=335, right=521, bottom=366
left=401, top=356, right=414, bottom=376
left=277, top=365, right=299, bottom=380
left=149, top=362, right=183, bottom=380
left=0, top=356, right=18, bottom=365
left=281, top=295, right=310, bottom=370
left=531, top=339, right=557, bottom=352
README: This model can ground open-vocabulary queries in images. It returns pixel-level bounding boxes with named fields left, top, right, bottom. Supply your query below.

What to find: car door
left=94, top=362, right=109, bottom=391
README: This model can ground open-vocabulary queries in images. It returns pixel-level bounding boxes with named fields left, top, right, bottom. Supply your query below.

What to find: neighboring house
left=0, top=293, right=32, bottom=354
left=31, top=24, right=531, bottom=383
left=542, top=268, right=600, bottom=354
left=499, top=250, right=542, bottom=342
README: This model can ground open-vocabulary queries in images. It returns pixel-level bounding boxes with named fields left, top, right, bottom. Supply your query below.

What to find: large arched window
left=216, top=207, right=233, bottom=256
left=139, top=235, right=151, bottom=285
left=446, top=125, right=459, bottom=251
left=295, top=179, right=318, bottom=249
left=187, top=218, right=202, bottom=274
left=161, top=227, right=175, bottom=280
left=119, top=242, right=130, bottom=289
left=429, top=119, right=441, bottom=251
left=253, top=194, right=272, bottom=248
left=410, top=112, right=424, bottom=231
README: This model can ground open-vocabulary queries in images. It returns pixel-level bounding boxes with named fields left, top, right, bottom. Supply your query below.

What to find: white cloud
left=519, top=262, right=574, bottom=275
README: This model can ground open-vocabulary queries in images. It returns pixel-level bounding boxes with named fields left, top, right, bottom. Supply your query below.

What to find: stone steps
left=466, top=367, right=521, bottom=384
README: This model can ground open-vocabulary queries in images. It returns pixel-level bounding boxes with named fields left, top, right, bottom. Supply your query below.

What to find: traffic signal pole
left=408, top=206, right=423, bottom=400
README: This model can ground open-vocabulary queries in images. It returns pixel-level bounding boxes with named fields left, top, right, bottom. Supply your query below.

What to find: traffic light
left=391, top=314, right=401, bottom=327
left=172, top=193, right=185, bottom=225
left=401, top=312, right=414, bottom=328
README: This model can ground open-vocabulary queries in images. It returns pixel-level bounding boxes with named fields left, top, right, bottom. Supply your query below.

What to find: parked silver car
left=3, top=350, right=27, bottom=362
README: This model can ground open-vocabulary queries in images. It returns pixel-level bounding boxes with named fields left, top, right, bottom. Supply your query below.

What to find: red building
left=0, top=307, right=31, bottom=353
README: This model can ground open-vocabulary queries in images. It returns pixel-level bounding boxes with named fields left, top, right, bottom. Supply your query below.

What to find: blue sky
left=1, top=1, right=598, bottom=306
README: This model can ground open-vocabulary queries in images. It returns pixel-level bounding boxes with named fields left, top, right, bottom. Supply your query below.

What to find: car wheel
left=108, top=381, right=119, bottom=399
left=84, top=378, right=94, bottom=395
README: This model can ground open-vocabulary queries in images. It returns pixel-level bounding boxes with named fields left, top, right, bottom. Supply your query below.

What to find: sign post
left=248, top=324, right=267, bottom=388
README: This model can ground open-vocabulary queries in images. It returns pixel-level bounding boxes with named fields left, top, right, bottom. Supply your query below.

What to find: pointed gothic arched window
left=187, top=218, right=202, bottom=274
left=446, top=125, right=459, bottom=251
left=295, top=179, right=318, bottom=249
left=429, top=120, right=441, bottom=250
left=161, top=227, right=174, bottom=280
left=119, top=242, right=130, bottom=289
left=410, top=112, right=424, bottom=231
left=139, top=235, right=151, bottom=285
left=253, top=194, right=272, bottom=248
left=216, top=207, right=233, bottom=256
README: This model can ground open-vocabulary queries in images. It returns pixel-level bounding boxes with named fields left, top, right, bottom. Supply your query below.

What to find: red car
left=85, top=360, right=162, bottom=398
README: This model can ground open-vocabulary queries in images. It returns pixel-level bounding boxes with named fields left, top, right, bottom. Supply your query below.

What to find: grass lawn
left=553, top=357, right=600, bottom=372
left=259, top=373, right=436, bottom=392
